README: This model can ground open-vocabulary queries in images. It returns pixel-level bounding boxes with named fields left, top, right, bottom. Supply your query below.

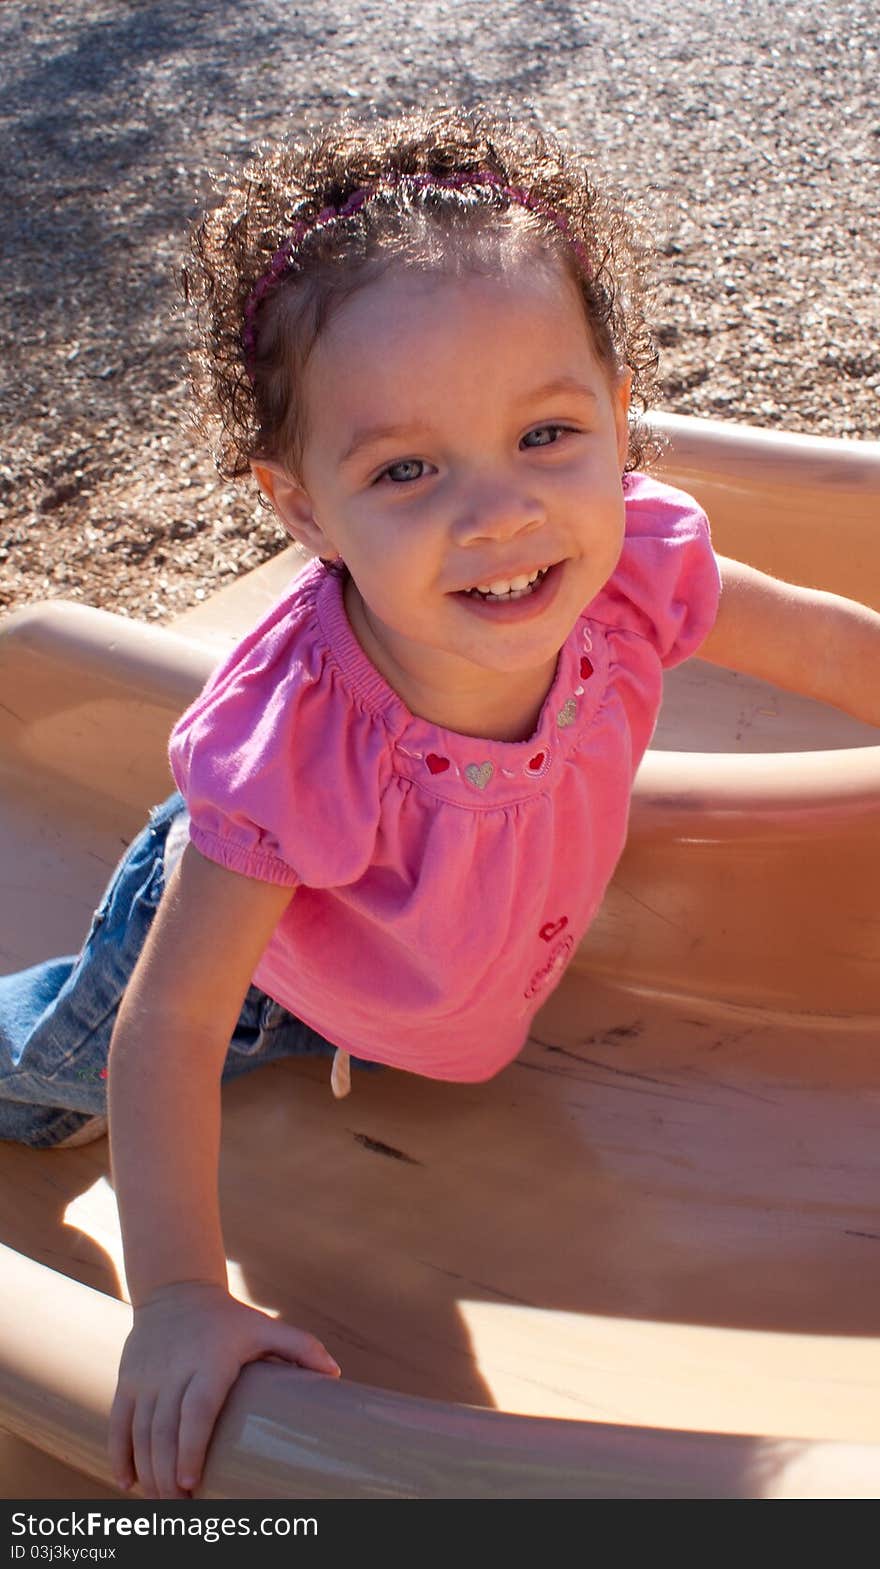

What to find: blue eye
left=522, top=424, right=568, bottom=448
left=380, top=459, right=426, bottom=483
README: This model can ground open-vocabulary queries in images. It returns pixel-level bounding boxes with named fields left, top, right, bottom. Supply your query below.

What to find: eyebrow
left=339, top=422, right=433, bottom=469
left=338, top=378, right=600, bottom=468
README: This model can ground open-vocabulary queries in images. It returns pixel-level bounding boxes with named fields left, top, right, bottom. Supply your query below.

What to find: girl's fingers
left=150, top=1380, right=190, bottom=1500
left=174, top=1327, right=340, bottom=1494
left=131, top=1394, right=158, bottom=1498
left=260, top=1321, right=341, bottom=1376
left=176, top=1370, right=236, bottom=1494
left=108, top=1308, right=340, bottom=1499
left=107, top=1387, right=136, bottom=1491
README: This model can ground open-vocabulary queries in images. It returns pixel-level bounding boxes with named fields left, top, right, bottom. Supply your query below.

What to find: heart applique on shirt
left=523, top=747, right=551, bottom=780
left=425, top=753, right=450, bottom=775
left=464, top=761, right=494, bottom=791
left=580, top=655, right=594, bottom=679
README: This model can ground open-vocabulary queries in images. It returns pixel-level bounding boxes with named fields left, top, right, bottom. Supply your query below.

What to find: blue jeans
left=0, top=792, right=346, bottom=1148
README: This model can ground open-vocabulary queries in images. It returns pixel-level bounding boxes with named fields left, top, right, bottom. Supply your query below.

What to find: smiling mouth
left=460, top=565, right=552, bottom=602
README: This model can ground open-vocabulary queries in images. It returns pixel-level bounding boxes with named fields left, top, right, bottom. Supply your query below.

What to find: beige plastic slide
left=0, top=412, right=878, bottom=1499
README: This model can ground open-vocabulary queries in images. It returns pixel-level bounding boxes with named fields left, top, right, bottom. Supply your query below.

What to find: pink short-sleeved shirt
left=168, top=473, right=721, bottom=1082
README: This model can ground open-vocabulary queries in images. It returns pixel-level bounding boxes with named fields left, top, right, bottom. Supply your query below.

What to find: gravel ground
left=1, top=0, right=878, bottom=623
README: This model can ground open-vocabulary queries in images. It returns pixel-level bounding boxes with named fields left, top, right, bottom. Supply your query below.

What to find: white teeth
left=463, top=566, right=551, bottom=601
left=475, top=568, right=543, bottom=596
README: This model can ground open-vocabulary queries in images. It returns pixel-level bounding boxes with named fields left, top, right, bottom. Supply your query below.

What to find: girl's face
left=258, top=255, right=630, bottom=735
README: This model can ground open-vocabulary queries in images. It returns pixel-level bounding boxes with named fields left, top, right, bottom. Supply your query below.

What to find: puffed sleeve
left=588, top=472, right=722, bottom=668
left=167, top=584, right=385, bottom=888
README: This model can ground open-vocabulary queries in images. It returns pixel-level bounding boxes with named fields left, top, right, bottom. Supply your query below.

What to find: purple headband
left=241, top=170, right=590, bottom=375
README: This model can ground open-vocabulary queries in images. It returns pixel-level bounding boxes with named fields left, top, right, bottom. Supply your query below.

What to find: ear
left=613, top=367, right=633, bottom=471
left=250, top=459, right=339, bottom=558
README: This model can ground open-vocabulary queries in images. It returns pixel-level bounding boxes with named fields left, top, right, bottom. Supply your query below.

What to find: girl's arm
left=109, top=842, right=295, bottom=1303
left=107, top=845, right=339, bottom=1499
left=698, top=556, right=880, bottom=727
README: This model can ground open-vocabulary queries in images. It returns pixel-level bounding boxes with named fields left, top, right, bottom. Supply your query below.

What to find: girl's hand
left=108, top=1280, right=341, bottom=1499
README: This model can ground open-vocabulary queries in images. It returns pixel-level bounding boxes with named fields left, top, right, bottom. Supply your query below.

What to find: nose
left=449, top=468, right=546, bottom=548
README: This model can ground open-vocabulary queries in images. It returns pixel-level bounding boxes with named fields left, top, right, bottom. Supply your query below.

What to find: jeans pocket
left=226, top=986, right=271, bottom=1058
left=226, top=991, right=335, bottom=1065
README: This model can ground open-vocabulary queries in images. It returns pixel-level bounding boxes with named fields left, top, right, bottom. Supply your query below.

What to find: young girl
left=1, top=107, right=878, bottom=1501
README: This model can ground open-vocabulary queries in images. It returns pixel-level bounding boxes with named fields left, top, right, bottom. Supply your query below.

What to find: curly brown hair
left=184, top=105, right=660, bottom=485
